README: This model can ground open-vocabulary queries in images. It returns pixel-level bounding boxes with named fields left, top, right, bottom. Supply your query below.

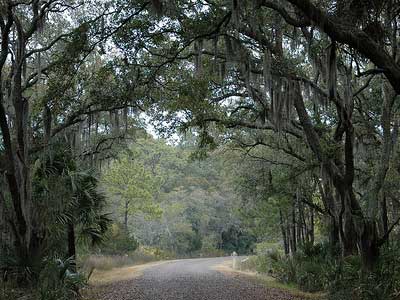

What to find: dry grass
left=83, top=255, right=139, bottom=271
left=81, top=248, right=163, bottom=272
left=88, top=261, right=166, bottom=286
left=214, top=260, right=326, bottom=300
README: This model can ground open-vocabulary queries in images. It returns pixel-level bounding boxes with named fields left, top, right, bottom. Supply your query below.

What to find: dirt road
left=89, top=257, right=306, bottom=300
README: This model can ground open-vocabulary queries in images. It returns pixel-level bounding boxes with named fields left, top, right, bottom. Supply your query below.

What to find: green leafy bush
left=238, top=255, right=269, bottom=272
left=37, top=257, right=86, bottom=300
left=199, top=237, right=226, bottom=257
left=255, top=241, right=281, bottom=254
left=220, top=225, right=256, bottom=254
left=327, top=245, right=400, bottom=300
left=251, top=241, right=400, bottom=298
left=262, top=243, right=330, bottom=292
left=0, top=247, right=40, bottom=284
left=98, top=223, right=139, bottom=255
left=267, top=251, right=297, bottom=284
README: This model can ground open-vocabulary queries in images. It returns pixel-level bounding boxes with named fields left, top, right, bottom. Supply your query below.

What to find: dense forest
left=1, top=0, right=400, bottom=299
left=100, top=137, right=255, bottom=257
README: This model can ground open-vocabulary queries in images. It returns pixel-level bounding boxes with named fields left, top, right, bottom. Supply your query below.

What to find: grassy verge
left=88, top=260, right=166, bottom=286
left=214, top=260, right=326, bottom=300
left=80, top=246, right=174, bottom=272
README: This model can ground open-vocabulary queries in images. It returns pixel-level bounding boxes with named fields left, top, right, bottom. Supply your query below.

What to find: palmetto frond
left=32, top=144, right=111, bottom=252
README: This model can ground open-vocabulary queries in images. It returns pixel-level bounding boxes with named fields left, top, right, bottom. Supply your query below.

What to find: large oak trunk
left=360, top=221, right=380, bottom=270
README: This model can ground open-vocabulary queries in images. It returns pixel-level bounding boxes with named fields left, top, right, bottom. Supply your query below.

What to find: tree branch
left=285, top=0, right=400, bottom=94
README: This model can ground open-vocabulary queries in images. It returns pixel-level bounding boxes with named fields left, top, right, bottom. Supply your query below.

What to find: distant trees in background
left=100, top=137, right=256, bottom=257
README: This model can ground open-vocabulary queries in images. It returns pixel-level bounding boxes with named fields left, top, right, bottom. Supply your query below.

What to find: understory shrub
left=237, top=255, right=267, bottom=272
left=264, top=243, right=328, bottom=292
left=37, top=257, right=86, bottom=300
left=0, top=246, right=42, bottom=284
left=97, top=223, right=139, bottom=255
left=255, top=241, right=281, bottom=255
left=327, top=244, right=400, bottom=300
left=198, top=236, right=226, bottom=257
left=258, top=241, right=400, bottom=299
left=1, top=250, right=86, bottom=299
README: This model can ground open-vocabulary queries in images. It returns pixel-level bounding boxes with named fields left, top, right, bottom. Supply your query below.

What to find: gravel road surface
left=91, top=257, right=305, bottom=300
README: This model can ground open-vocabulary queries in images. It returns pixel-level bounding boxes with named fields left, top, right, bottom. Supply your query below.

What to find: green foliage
left=0, top=254, right=87, bottom=300
left=99, top=223, right=139, bottom=255
left=260, top=243, right=330, bottom=292
left=32, top=144, right=110, bottom=252
left=247, top=254, right=274, bottom=274
left=199, top=236, right=226, bottom=257
left=249, top=242, right=400, bottom=299
left=255, top=241, right=281, bottom=254
left=0, top=247, right=39, bottom=284
left=101, top=152, right=162, bottom=218
left=327, top=245, right=400, bottom=300
left=37, top=257, right=86, bottom=300
left=110, top=137, right=251, bottom=257
left=220, top=225, right=256, bottom=255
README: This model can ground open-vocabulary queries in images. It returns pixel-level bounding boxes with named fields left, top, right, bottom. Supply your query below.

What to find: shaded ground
left=87, top=257, right=307, bottom=300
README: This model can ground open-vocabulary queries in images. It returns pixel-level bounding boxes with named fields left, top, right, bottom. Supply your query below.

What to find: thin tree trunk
left=381, top=193, right=389, bottom=244
left=291, top=204, right=297, bottom=253
left=124, top=200, right=129, bottom=231
left=310, top=208, right=314, bottom=245
left=67, top=221, right=76, bottom=272
left=279, top=209, right=289, bottom=255
left=329, top=216, right=340, bottom=254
